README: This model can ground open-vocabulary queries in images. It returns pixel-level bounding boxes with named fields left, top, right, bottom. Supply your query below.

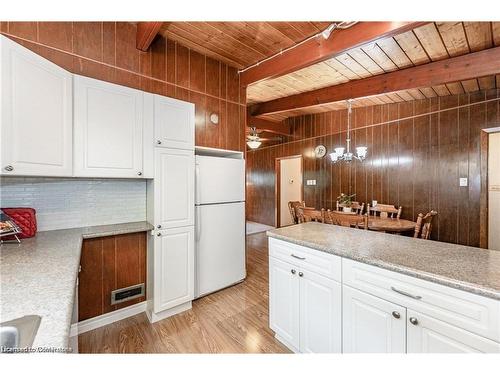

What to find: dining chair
left=336, top=201, right=365, bottom=214
left=414, top=210, right=438, bottom=239
left=288, top=201, right=305, bottom=224
left=326, top=210, right=368, bottom=229
left=367, top=203, right=402, bottom=219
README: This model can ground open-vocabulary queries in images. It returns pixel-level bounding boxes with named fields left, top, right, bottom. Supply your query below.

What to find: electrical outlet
left=459, top=177, right=468, bottom=187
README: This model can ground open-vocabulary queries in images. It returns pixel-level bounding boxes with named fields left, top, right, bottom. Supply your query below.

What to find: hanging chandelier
left=329, top=99, right=368, bottom=163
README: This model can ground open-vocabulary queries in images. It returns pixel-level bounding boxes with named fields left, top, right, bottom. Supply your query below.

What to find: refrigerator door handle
left=196, top=206, right=201, bottom=242
left=195, top=161, right=201, bottom=205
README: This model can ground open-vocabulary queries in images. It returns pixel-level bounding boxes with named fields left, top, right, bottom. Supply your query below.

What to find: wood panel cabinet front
left=154, top=94, right=194, bottom=150
left=78, top=232, right=146, bottom=322
left=0, top=35, right=73, bottom=177
left=73, top=75, right=144, bottom=178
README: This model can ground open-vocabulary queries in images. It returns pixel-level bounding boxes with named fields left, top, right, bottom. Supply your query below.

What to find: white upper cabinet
left=154, top=148, right=195, bottom=229
left=343, top=285, right=406, bottom=353
left=0, top=35, right=73, bottom=176
left=73, top=75, right=144, bottom=178
left=154, top=95, right=194, bottom=150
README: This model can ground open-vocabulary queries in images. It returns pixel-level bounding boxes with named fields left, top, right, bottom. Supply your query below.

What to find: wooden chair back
left=297, top=207, right=324, bottom=223
left=325, top=210, right=368, bottom=229
left=368, top=203, right=402, bottom=219
left=336, top=201, right=365, bottom=214
left=414, top=210, right=438, bottom=239
left=288, top=201, right=305, bottom=224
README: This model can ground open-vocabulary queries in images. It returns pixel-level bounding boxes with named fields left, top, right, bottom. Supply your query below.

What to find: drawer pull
left=391, top=286, right=422, bottom=300
left=291, top=254, right=306, bottom=260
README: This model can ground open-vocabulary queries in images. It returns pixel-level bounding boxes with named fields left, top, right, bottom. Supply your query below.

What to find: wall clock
left=314, top=145, right=327, bottom=158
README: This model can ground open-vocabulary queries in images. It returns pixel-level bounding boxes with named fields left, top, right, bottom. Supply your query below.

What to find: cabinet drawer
left=269, top=238, right=341, bottom=282
left=342, top=258, right=500, bottom=342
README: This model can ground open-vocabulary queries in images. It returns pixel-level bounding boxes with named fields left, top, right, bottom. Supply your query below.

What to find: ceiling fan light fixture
left=246, top=140, right=262, bottom=149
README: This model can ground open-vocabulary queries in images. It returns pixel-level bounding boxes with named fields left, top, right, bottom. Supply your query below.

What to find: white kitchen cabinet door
left=299, top=270, right=342, bottom=353
left=154, top=95, right=194, bottom=150
left=269, top=257, right=300, bottom=351
left=73, top=75, right=144, bottom=178
left=154, top=148, right=195, bottom=229
left=154, top=226, right=194, bottom=313
left=0, top=35, right=73, bottom=177
left=407, top=310, right=500, bottom=353
left=343, top=285, right=406, bottom=353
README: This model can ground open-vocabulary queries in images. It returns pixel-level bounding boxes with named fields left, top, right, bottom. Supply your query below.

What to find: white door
left=407, top=310, right=500, bottom=353
left=343, top=285, right=406, bottom=353
left=73, top=75, right=144, bottom=178
left=269, top=257, right=300, bottom=350
left=299, top=270, right=342, bottom=353
left=279, top=157, right=302, bottom=226
left=0, top=35, right=72, bottom=177
left=195, top=202, right=245, bottom=297
left=155, top=148, right=195, bottom=229
left=195, top=156, right=245, bottom=205
left=154, top=226, right=194, bottom=313
left=154, top=95, right=194, bottom=150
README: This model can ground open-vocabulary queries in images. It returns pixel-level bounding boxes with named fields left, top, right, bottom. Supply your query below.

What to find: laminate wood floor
left=78, top=232, right=290, bottom=353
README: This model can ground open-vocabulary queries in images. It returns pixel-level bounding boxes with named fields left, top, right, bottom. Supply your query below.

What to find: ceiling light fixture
left=329, top=99, right=367, bottom=163
left=246, top=127, right=262, bottom=149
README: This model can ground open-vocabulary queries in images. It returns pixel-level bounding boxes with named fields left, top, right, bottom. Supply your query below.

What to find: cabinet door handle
left=291, top=269, right=296, bottom=275
left=391, top=286, right=422, bottom=300
left=157, top=232, right=161, bottom=237
left=156, top=140, right=162, bottom=145
left=4, top=165, right=13, bottom=172
left=157, top=225, right=162, bottom=229
left=298, top=272, right=304, bottom=277
left=291, top=254, right=306, bottom=260
left=137, top=171, right=142, bottom=176
left=392, top=311, right=401, bottom=319
left=409, top=317, right=419, bottom=325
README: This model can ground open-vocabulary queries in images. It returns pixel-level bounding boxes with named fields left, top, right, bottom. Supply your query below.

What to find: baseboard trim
left=71, top=301, right=147, bottom=336
left=146, top=301, right=192, bottom=323
left=275, top=334, right=299, bottom=353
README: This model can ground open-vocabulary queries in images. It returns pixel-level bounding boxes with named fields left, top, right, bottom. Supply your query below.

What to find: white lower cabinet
left=153, top=226, right=194, bottom=313
left=407, top=310, right=500, bottom=353
left=269, top=238, right=500, bottom=354
left=269, top=256, right=342, bottom=353
left=343, top=285, right=406, bottom=353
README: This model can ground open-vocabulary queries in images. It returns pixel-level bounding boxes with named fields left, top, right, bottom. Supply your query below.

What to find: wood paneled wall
left=246, top=90, right=500, bottom=247
left=0, top=22, right=246, bottom=152
left=79, top=232, right=147, bottom=322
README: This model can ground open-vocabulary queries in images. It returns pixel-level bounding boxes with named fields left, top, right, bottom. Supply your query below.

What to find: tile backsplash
left=0, top=177, right=147, bottom=231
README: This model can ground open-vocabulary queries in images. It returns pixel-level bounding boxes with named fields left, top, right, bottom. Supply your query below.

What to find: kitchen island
left=0, top=221, right=153, bottom=351
left=267, top=222, right=500, bottom=353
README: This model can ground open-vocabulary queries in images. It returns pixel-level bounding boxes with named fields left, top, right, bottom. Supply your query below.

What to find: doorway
left=488, top=132, right=500, bottom=251
left=275, top=155, right=303, bottom=228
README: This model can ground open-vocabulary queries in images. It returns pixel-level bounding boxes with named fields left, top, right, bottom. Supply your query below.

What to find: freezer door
left=195, top=155, right=245, bottom=205
left=195, top=202, right=246, bottom=297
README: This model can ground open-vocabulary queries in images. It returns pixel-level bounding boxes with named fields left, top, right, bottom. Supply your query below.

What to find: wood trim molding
left=240, top=22, right=428, bottom=86
left=249, top=46, right=500, bottom=116
left=136, top=22, right=163, bottom=51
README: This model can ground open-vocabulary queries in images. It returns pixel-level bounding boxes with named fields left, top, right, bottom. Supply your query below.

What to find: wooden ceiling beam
left=247, top=115, right=291, bottom=136
left=249, top=46, right=500, bottom=116
left=240, top=21, right=429, bottom=86
left=136, top=22, right=164, bottom=51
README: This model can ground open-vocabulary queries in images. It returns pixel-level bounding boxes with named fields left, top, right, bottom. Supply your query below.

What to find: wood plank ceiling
left=247, top=22, right=500, bottom=120
left=162, top=22, right=499, bottom=122
left=160, top=22, right=332, bottom=69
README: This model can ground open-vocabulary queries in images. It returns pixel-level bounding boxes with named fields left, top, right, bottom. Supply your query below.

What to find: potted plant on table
left=337, top=193, right=356, bottom=212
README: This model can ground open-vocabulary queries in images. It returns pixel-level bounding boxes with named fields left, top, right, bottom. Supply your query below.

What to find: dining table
left=301, top=207, right=417, bottom=234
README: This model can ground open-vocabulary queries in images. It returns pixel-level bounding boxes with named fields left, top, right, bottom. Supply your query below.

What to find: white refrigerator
left=195, top=154, right=246, bottom=298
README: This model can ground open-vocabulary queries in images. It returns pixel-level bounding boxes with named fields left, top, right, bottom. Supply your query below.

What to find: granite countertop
left=267, top=222, right=500, bottom=301
left=0, top=221, right=153, bottom=350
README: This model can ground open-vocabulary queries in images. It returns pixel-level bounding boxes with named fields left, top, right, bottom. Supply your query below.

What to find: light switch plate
left=459, top=177, right=468, bottom=187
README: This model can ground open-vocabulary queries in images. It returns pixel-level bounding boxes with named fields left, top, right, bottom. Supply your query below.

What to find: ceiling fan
left=246, top=127, right=282, bottom=149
